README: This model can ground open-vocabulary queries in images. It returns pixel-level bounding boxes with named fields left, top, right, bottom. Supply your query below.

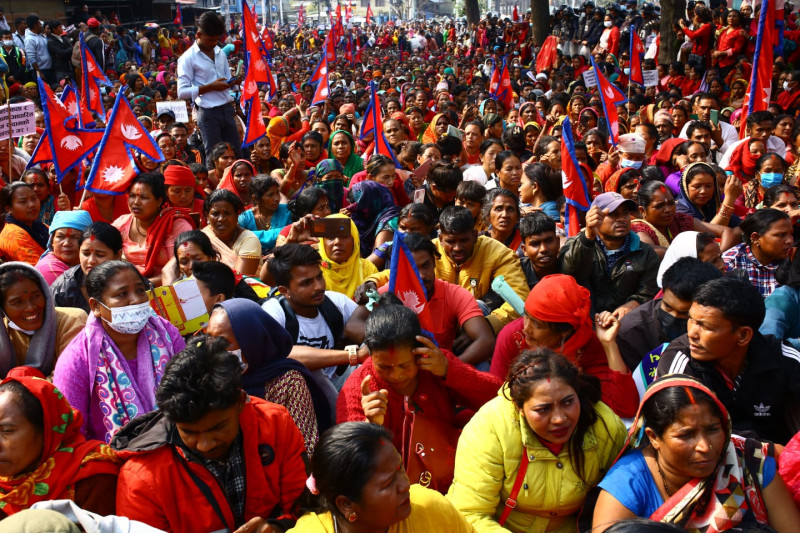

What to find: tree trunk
left=659, top=0, right=686, bottom=66
left=530, top=0, right=549, bottom=48
left=465, top=0, right=480, bottom=26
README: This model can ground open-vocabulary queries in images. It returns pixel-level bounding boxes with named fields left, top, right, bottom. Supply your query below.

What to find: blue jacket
left=762, top=285, right=800, bottom=350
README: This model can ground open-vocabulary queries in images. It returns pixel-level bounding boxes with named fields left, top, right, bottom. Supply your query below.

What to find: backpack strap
left=277, top=296, right=300, bottom=342
left=318, top=295, right=344, bottom=342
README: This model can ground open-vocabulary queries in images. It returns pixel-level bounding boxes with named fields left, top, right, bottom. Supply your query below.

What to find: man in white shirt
left=262, top=243, right=364, bottom=392
left=176, top=12, right=243, bottom=169
left=678, top=93, right=738, bottom=162
left=718, top=111, right=786, bottom=168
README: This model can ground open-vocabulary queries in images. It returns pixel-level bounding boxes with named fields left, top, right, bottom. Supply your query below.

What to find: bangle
left=718, top=204, right=734, bottom=218
left=345, top=345, right=359, bottom=366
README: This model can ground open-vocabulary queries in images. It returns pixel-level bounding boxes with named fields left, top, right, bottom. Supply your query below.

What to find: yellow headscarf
left=318, top=214, right=378, bottom=298
left=421, top=113, right=446, bottom=144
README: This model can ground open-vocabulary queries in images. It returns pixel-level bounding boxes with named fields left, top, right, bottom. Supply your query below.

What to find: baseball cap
left=87, top=17, right=100, bottom=28
left=591, top=192, right=637, bottom=214
left=157, top=109, right=176, bottom=120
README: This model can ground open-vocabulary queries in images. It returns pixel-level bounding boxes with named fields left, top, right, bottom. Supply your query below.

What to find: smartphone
left=310, top=218, right=351, bottom=238
left=447, top=124, right=463, bottom=140
left=710, top=109, right=719, bottom=126
left=413, top=188, right=426, bottom=204
left=690, top=113, right=699, bottom=121
left=414, top=158, right=433, bottom=182
left=467, top=95, right=477, bottom=105
left=225, top=76, right=238, bottom=85
left=293, top=93, right=303, bottom=105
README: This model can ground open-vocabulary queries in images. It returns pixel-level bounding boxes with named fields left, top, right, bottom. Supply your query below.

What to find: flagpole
left=6, top=77, right=12, bottom=181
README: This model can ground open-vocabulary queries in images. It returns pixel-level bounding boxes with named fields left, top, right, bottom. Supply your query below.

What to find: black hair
left=754, top=152, right=787, bottom=174
left=85, top=260, right=147, bottom=301
left=427, top=161, right=462, bottom=191
left=642, top=379, right=723, bottom=438
left=25, top=15, right=39, bottom=29
left=494, top=150, right=521, bottom=174
left=439, top=205, right=475, bottom=235
left=693, top=277, right=765, bottom=331
left=364, top=300, right=421, bottom=350
left=456, top=180, right=487, bottom=204
left=269, top=243, right=321, bottom=287
left=686, top=120, right=713, bottom=139
left=169, top=122, right=189, bottom=134
left=189, top=162, right=207, bottom=176
left=661, top=257, right=723, bottom=301
left=301, top=130, right=324, bottom=147
left=21, top=168, right=48, bottom=185
left=78, top=223, right=122, bottom=260
left=192, top=261, right=236, bottom=300
left=483, top=188, right=520, bottom=226
left=288, top=187, right=329, bottom=221
left=210, top=142, right=234, bottom=166
left=763, top=184, right=798, bottom=207
left=403, top=231, right=440, bottom=259
left=504, top=348, right=602, bottom=484
left=0, top=380, right=44, bottom=432
left=174, top=230, right=220, bottom=263
left=249, top=175, right=280, bottom=204
left=738, top=208, right=790, bottom=246
left=479, top=138, right=504, bottom=155
left=197, top=11, right=226, bottom=37
left=130, top=172, right=166, bottom=203
left=603, top=518, right=686, bottom=532
left=312, top=422, right=395, bottom=515
left=0, top=182, right=34, bottom=212
left=156, top=335, right=243, bottom=423
left=203, top=189, right=244, bottom=215
left=436, top=135, right=463, bottom=160
left=365, top=154, right=396, bottom=177
left=683, top=162, right=716, bottom=187
left=398, top=203, right=437, bottom=232
left=534, top=135, right=559, bottom=158
left=640, top=165, right=666, bottom=183
left=695, top=232, right=718, bottom=257
left=636, top=180, right=673, bottom=208
left=747, top=110, right=775, bottom=128
left=501, top=126, right=526, bottom=154
left=523, top=162, right=562, bottom=202
left=519, top=211, right=557, bottom=240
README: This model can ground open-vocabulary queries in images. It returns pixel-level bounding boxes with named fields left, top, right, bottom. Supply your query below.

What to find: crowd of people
left=3, top=1, right=800, bottom=531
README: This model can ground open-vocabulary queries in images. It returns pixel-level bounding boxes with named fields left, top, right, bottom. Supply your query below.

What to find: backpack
left=270, top=290, right=344, bottom=345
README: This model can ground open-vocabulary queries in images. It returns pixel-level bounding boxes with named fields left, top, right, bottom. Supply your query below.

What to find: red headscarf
left=725, top=139, right=760, bottom=181
left=0, top=368, right=122, bottom=515
left=218, top=159, right=255, bottom=205
left=142, top=206, right=195, bottom=276
left=524, top=274, right=595, bottom=362
left=654, top=138, right=687, bottom=168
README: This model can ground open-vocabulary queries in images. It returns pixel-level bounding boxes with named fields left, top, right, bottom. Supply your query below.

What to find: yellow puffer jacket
left=446, top=389, right=627, bottom=533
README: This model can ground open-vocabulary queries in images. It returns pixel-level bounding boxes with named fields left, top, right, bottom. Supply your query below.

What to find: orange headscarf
left=421, top=113, right=446, bottom=144
left=524, top=274, right=595, bottom=361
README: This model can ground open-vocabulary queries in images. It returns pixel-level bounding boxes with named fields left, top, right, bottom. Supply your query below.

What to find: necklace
left=256, top=210, right=272, bottom=231
left=655, top=454, right=673, bottom=497
left=133, top=218, right=147, bottom=239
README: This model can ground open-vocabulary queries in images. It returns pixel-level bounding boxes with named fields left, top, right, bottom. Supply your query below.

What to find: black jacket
left=50, top=265, right=89, bottom=314
left=617, top=299, right=667, bottom=370
left=657, top=333, right=800, bottom=444
left=47, top=34, right=73, bottom=78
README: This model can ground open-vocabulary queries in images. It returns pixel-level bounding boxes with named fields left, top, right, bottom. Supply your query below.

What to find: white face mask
left=784, top=81, right=791, bottom=91
left=2, top=40, right=13, bottom=47
left=604, top=20, right=613, bottom=27
left=99, top=301, right=154, bottom=335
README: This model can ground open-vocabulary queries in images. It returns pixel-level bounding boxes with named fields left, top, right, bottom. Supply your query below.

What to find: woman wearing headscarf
left=0, top=368, right=123, bottom=518
left=0, top=263, right=87, bottom=379
left=318, top=214, right=378, bottom=298
left=34, top=210, right=93, bottom=286
left=0, top=183, right=49, bottom=266
left=314, top=158, right=346, bottom=213
left=217, top=159, right=255, bottom=210
left=344, top=181, right=401, bottom=257
left=421, top=113, right=449, bottom=144
left=207, top=299, right=332, bottom=455
left=489, top=274, right=638, bottom=418
left=593, top=375, right=800, bottom=532
left=656, top=231, right=726, bottom=288
left=328, top=130, right=364, bottom=183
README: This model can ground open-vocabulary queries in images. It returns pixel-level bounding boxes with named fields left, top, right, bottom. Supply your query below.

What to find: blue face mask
left=620, top=158, right=643, bottom=169
left=760, top=172, right=784, bottom=188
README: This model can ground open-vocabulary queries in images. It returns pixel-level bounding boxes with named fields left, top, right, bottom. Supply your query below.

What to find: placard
left=642, top=70, right=659, bottom=87
left=0, top=102, right=35, bottom=141
left=156, top=100, right=189, bottom=122
left=582, top=70, right=598, bottom=88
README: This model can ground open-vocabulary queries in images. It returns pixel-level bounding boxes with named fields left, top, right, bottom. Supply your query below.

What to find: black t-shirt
left=657, top=333, right=800, bottom=444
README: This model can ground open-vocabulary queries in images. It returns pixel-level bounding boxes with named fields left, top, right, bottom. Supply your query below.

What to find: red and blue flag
left=591, top=56, right=627, bottom=146
left=740, top=0, right=775, bottom=139
left=388, top=231, right=433, bottom=332
left=629, top=31, right=646, bottom=87
left=561, top=117, right=591, bottom=237
left=80, top=32, right=112, bottom=118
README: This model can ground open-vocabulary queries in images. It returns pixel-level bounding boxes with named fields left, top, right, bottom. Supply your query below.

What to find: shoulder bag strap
left=171, top=447, right=232, bottom=532
left=497, top=450, right=530, bottom=527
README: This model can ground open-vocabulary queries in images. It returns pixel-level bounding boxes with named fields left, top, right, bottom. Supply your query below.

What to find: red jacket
left=715, top=27, right=748, bottom=68
left=337, top=351, right=502, bottom=453
left=682, top=23, right=713, bottom=65
left=489, top=317, right=638, bottom=418
left=114, top=398, right=306, bottom=533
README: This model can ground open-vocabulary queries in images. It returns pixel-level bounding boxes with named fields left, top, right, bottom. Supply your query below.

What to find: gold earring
left=348, top=512, right=357, bottom=522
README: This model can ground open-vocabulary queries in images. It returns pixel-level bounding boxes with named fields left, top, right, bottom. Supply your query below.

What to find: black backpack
left=272, top=293, right=344, bottom=346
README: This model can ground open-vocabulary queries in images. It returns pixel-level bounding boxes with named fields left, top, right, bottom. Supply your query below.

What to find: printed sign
left=0, top=102, right=35, bottom=141
left=642, top=70, right=659, bottom=87
left=156, top=100, right=189, bottom=122
left=582, top=70, right=598, bottom=88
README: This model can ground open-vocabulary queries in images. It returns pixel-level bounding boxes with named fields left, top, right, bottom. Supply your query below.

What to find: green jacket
left=559, top=230, right=660, bottom=314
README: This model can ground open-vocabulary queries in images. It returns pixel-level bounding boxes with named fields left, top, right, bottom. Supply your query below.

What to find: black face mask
left=657, top=306, right=688, bottom=341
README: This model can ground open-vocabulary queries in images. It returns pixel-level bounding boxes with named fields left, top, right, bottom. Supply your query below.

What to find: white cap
left=535, top=72, right=548, bottom=81
left=618, top=133, right=646, bottom=154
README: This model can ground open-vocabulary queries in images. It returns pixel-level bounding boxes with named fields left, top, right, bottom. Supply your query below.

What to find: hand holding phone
left=226, top=76, right=238, bottom=86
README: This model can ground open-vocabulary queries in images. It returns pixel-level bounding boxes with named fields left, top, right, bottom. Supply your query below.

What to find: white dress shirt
left=679, top=119, right=739, bottom=164
left=718, top=136, right=787, bottom=168
left=177, top=41, right=233, bottom=109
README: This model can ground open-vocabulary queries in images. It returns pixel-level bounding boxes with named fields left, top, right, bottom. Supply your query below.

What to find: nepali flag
left=61, top=82, right=96, bottom=127
left=242, top=97, right=267, bottom=148
left=629, top=31, right=646, bottom=87
left=388, top=231, right=433, bottom=332
left=173, top=3, right=183, bottom=26
left=561, top=117, right=591, bottom=237
left=513, top=5, right=520, bottom=22
left=345, top=2, right=352, bottom=22
left=80, top=32, right=113, bottom=118
left=84, top=91, right=165, bottom=195
left=298, top=4, right=305, bottom=26
left=309, top=52, right=330, bottom=106
left=489, top=57, right=514, bottom=112
left=740, top=0, right=775, bottom=139
left=591, top=56, right=627, bottom=146
left=366, top=3, right=373, bottom=25
left=345, top=31, right=354, bottom=65
left=360, top=81, right=401, bottom=167
left=323, top=31, right=336, bottom=64
left=262, top=26, right=274, bottom=50
left=36, top=77, right=104, bottom=182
